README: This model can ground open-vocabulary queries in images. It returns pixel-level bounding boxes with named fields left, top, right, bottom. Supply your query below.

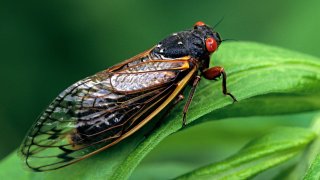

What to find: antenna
left=213, top=17, right=225, bottom=29
left=222, top=38, right=238, bottom=42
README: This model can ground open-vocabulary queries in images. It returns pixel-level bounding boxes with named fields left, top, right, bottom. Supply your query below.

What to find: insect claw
left=226, top=93, right=238, bottom=103
left=182, top=113, right=187, bottom=128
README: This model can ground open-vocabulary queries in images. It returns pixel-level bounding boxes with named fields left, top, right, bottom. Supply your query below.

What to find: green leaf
left=303, top=116, right=320, bottom=180
left=304, top=154, right=320, bottom=180
left=174, top=127, right=316, bottom=180
left=283, top=115, right=320, bottom=180
left=1, top=42, right=320, bottom=179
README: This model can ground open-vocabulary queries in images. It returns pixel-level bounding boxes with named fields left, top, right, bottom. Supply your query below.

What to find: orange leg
left=203, top=66, right=237, bottom=102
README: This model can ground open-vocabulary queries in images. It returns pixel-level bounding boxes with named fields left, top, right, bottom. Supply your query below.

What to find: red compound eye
left=194, top=21, right=206, bottom=27
left=205, top=37, right=218, bottom=53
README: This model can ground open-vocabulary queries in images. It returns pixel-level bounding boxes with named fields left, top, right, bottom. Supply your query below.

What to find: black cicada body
left=19, top=21, right=237, bottom=171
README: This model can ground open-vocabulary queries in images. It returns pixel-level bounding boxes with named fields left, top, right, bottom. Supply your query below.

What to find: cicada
left=19, top=21, right=237, bottom=171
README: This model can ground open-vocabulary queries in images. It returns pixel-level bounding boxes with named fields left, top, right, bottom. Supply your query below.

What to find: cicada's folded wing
left=19, top=54, right=195, bottom=171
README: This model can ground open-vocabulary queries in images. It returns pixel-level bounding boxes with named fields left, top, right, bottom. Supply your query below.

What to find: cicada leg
left=202, top=66, right=237, bottom=102
left=182, top=75, right=201, bottom=127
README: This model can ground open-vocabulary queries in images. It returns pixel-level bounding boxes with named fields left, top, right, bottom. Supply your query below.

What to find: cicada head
left=152, top=21, right=222, bottom=61
left=192, top=21, right=222, bottom=54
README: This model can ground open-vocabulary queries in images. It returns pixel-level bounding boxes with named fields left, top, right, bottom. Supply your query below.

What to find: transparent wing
left=19, top=57, right=192, bottom=171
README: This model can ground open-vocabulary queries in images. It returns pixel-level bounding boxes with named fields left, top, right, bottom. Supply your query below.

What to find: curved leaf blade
left=175, top=127, right=316, bottom=180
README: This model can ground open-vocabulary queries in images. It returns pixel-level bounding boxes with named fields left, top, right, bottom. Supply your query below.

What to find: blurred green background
left=1, top=0, right=320, bottom=177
